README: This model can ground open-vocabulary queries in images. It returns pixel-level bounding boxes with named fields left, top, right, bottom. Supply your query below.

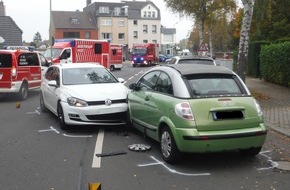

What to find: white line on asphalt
left=92, top=128, right=105, bottom=168
left=63, top=134, right=93, bottom=138
left=257, top=150, right=279, bottom=170
left=138, top=156, right=211, bottom=176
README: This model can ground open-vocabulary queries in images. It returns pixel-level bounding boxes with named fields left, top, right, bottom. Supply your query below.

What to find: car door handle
left=144, top=96, right=150, bottom=101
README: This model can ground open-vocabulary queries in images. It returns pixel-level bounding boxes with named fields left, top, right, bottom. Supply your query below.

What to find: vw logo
left=105, top=99, right=112, bottom=106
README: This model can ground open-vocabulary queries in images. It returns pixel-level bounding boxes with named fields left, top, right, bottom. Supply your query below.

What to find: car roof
left=53, top=63, right=103, bottom=69
left=165, top=64, right=234, bottom=76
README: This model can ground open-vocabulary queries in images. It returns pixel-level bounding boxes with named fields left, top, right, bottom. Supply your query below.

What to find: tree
left=33, top=32, right=42, bottom=43
left=236, top=0, right=255, bottom=82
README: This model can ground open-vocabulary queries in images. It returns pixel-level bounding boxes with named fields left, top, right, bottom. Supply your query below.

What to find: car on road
left=127, top=64, right=267, bottom=164
left=167, top=56, right=216, bottom=65
left=40, top=63, right=129, bottom=130
left=159, top=54, right=169, bottom=62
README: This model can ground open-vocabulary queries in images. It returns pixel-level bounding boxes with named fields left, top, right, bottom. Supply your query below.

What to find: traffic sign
left=198, top=42, right=208, bottom=51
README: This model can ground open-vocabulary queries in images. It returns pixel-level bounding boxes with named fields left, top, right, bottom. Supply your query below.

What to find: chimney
left=86, top=0, right=91, bottom=6
left=0, top=0, right=6, bottom=16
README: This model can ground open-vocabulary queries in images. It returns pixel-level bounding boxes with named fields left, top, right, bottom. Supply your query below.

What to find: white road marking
left=138, top=156, right=211, bottom=176
left=92, top=128, right=105, bottom=168
left=26, top=110, right=41, bottom=115
left=38, top=126, right=60, bottom=134
left=63, top=134, right=93, bottom=138
left=257, top=150, right=279, bottom=170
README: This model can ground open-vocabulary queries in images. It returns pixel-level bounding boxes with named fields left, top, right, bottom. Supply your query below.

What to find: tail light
left=254, top=99, right=263, bottom=116
left=175, top=102, right=194, bottom=120
left=11, top=66, right=17, bottom=77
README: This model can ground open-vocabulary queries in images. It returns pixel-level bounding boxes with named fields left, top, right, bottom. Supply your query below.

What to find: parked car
left=127, top=64, right=267, bottom=164
left=159, top=54, right=169, bottom=62
left=167, top=56, right=216, bottom=65
left=40, top=63, right=129, bottom=130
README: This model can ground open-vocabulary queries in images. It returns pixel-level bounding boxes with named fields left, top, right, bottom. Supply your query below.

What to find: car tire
left=110, top=65, right=115, bottom=71
left=57, top=104, right=69, bottom=130
left=18, top=83, right=28, bottom=100
left=125, top=109, right=133, bottom=131
left=240, top=147, right=262, bottom=157
left=39, top=92, right=48, bottom=112
left=160, top=126, right=180, bottom=164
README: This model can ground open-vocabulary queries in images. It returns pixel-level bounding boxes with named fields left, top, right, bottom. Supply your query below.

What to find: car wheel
left=160, top=127, right=180, bottom=164
left=57, top=104, right=69, bottom=130
left=18, top=83, right=28, bottom=100
left=125, top=109, right=133, bottom=131
left=133, top=64, right=136, bottom=68
left=240, top=147, right=262, bottom=157
left=39, top=92, right=48, bottom=112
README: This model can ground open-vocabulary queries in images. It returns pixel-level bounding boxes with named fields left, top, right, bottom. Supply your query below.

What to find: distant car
left=40, top=63, right=129, bottom=130
left=127, top=64, right=267, bottom=164
left=159, top=54, right=168, bottom=62
left=168, top=56, right=216, bottom=65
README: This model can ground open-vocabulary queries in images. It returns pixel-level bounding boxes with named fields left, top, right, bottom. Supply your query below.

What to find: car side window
left=45, top=67, right=60, bottom=85
left=137, top=71, right=161, bottom=91
left=155, top=72, right=173, bottom=95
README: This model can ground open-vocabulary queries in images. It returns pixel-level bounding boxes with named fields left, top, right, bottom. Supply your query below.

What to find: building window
left=118, top=20, right=125, bottom=27
left=114, top=7, right=121, bottom=15
left=70, top=18, right=80, bottom=24
left=118, top=33, right=125, bottom=40
left=133, top=20, right=138, bottom=25
left=143, top=11, right=147, bottom=17
left=101, top=19, right=112, bottom=26
left=152, top=11, right=156, bottom=18
left=99, top=6, right=109, bottom=13
left=143, top=40, right=148, bottom=43
left=133, top=31, right=138, bottom=38
left=143, top=25, right=148, bottom=33
left=148, top=11, right=151, bottom=18
left=152, top=25, right=157, bottom=33
left=152, top=40, right=157, bottom=44
left=101, top=33, right=111, bottom=40
left=85, top=31, right=91, bottom=39
left=63, top=32, right=80, bottom=38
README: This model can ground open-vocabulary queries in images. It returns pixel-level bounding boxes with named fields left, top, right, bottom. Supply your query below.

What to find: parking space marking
left=26, top=110, right=40, bottom=115
left=92, top=128, right=105, bottom=168
left=138, top=156, right=211, bottom=176
left=257, top=150, right=279, bottom=171
left=38, top=126, right=60, bottom=134
left=38, top=126, right=93, bottom=138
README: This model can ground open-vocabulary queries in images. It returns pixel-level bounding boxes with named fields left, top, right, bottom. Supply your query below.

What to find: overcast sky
left=3, top=0, right=194, bottom=42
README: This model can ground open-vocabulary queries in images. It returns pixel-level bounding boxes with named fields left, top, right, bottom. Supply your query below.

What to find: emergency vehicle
left=43, top=39, right=123, bottom=71
left=131, top=43, right=159, bottom=67
left=0, top=49, right=44, bottom=100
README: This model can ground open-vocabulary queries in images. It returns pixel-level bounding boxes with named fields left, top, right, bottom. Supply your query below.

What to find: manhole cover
left=276, top=161, right=290, bottom=171
left=128, top=144, right=151, bottom=152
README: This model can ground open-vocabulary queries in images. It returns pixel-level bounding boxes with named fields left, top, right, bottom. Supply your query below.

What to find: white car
left=40, top=63, right=129, bottom=130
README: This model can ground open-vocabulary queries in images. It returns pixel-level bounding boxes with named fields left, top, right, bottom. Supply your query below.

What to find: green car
left=127, top=64, right=267, bottom=164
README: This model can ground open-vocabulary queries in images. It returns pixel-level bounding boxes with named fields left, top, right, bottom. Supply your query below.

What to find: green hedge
left=260, top=41, right=290, bottom=87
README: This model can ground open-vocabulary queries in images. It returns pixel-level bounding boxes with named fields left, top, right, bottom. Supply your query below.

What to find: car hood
left=62, top=83, right=129, bottom=101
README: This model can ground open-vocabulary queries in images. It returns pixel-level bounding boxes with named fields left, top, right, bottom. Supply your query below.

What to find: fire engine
left=131, top=43, right=159, bottom=67
left=43, top=39, right=123, bottom=70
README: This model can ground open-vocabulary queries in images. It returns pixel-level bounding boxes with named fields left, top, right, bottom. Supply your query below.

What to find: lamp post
left=49, top=0, right=53, bottom=62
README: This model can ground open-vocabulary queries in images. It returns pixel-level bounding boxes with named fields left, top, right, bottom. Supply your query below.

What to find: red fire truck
left=43, top=39, right=123, bottom=70
left=131, top=43, right=159, bottom=67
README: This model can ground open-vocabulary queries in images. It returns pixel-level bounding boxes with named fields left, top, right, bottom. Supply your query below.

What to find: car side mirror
left=118, top=78, right=125, bottom=83
left=48, top=80, right=58, bottom=87
left=129, top=83, right=138, bottom=90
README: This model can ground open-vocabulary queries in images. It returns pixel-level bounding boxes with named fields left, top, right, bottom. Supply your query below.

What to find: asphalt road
left=0, top=63, right=289, bottom=190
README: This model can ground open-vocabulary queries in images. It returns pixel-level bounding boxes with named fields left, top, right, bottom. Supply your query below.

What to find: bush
left=260, top=42, right=290, bottom=87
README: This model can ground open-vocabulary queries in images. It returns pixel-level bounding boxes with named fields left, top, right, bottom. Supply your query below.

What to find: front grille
left=87, top=99, right=126, bottom=106
left=86, top=112, right=127, bottom=123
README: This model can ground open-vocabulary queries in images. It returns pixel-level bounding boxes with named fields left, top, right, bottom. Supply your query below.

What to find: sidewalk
left=246, top=77, right=290, bottom=137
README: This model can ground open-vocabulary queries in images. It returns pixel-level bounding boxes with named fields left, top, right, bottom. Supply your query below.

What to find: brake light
left=11, top=66, right=17, bottom=77
left=175, top=102, right=194, bottom=120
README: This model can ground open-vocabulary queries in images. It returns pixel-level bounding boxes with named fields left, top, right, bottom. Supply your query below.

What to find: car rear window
left=18, top=53, right=40, bottom=66
left=0, top=53, right=12, bottom=67
left=178, top=59, right=214, bottom=65
left=187, top=75, right=245, bottom=97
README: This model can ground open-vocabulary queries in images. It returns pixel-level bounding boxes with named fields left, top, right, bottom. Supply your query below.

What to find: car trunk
left=189, top=96, right=261, bottom=131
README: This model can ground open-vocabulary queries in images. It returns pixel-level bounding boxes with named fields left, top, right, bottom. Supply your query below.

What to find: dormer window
left=70, top=18, right=80, bottom=24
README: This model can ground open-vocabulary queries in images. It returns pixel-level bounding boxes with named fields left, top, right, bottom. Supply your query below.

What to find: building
left=0, top=0, right=22, bottom=49
left=49, top=10, right=97, bottom=41
left=161, top=26, right=176, bottom=55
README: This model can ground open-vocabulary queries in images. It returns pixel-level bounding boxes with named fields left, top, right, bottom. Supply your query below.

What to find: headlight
left=67, top=97, right=88, bottom=107
left=254, top=99, right=263, bottom=116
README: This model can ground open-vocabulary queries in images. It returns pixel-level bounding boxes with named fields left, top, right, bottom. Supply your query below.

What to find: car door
left=129, top=71, right=161, bottom=130
left=42, top=66, right=60, bottom=114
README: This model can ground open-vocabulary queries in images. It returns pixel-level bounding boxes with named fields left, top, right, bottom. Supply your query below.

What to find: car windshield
left=43, top=48, right=63, bottom=59
left=187, top=75, right=244, bottom=97
left=62, top=67, right=118, bottom=85
left=178, top=59, right=214, bottom=65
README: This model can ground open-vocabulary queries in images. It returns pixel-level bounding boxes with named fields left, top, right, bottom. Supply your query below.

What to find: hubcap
left=161, top=131, right=172, bottom=158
